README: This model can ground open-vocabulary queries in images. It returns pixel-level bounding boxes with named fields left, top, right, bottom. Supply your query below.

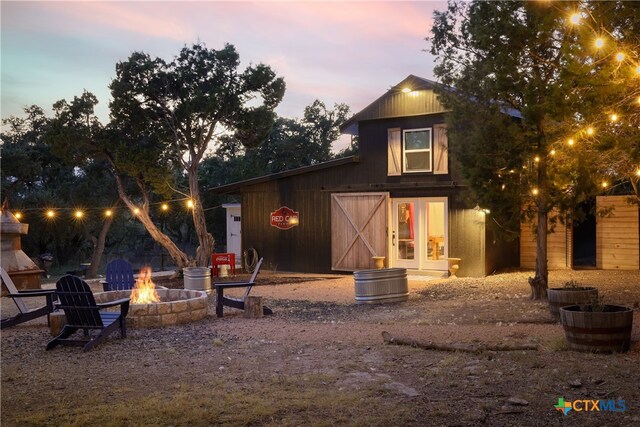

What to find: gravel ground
left=2, top=269, right=639, bottom=426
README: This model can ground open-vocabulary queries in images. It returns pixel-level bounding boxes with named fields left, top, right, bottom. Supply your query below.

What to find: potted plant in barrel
left=559, top=296, right=634, bottom=353
left=547, top=280, right=598, bottom=321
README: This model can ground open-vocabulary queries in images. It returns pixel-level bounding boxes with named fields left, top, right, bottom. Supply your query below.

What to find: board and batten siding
left=448, top=208, right=486, bottom=277
left=520, top=211, right=572, bottom=269
left=596, top=196, right=640, bottom=270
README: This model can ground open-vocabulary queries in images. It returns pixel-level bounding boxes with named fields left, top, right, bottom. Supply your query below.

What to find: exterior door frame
left=389, top=196, right=449, bottom=271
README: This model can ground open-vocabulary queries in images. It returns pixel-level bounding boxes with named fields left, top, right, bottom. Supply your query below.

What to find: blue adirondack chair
left=102, top=259, right=135, bottom=291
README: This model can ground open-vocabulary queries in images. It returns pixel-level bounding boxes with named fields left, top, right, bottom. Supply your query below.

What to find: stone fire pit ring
left=94, top=289, right=208, bottom=328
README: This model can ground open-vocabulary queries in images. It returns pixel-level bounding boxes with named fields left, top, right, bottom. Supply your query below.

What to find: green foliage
left=429, top=0, right=640, bottom=239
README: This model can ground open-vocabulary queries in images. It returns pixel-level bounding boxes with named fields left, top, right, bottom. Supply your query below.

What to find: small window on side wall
left=403, top=128, right=432, bottom=173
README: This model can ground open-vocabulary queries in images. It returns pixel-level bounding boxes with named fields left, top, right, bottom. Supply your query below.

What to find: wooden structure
left=596, top=196, right=639, bottom=270
left=47, top=275, right=130, bottom=352
left=0, top=204, right=44, bottom=293
left=214, top=258, right=273, bottom=317
left=520, top=196, right=639, bottom=271
left=211, top=75, right=519, bottom=277
left=520, top=210, right=572, bottom=269
left=0, top=267, right=56, bottom=329
left=102, top=258, right=135, bottom=291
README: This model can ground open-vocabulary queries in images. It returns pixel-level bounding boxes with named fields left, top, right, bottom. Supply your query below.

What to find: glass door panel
left=392, top=200, right=419, bottom=269
left=425, top=201, right=447, bottom=267
left=397, top=202, right=415, bottom=260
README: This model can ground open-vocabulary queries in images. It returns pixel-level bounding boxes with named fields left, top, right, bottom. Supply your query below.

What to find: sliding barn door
left=331, top=193, right=388, bottom=271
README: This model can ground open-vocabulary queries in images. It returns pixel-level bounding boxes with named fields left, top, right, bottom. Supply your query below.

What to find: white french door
left=391, top=197, right=448, bottom=270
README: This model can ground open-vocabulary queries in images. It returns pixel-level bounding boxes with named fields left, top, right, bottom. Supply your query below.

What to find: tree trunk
left=529, top=153, right=549, bottom=301
left=529, top=207, right=548, bottom=300
left=86, top=214, right=114, bottom=279
left=138, top=211, right=191, bottom=268
left=188, top=167, right=214, bottom=267
left=114, top=174, right=191, bottom=269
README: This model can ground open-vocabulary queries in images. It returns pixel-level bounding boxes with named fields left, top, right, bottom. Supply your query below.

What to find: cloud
left=3, top=1, right=195, bottom=42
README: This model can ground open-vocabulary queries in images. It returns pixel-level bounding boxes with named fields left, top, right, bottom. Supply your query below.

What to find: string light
left=586, top=127, right=595, bottom=136
left=133, top=208, right=140, bottom=215
left=594, top=38, right=604, bottom=49
left=636, top=65, right=640, bottom=75
left=105, top=209, right=113, bottom=217
left=46, top=210, right=55, bottom=219
left=74, top=210, right=84, bottom=219
left=534, top=156, right=540, bottom=163
left=532, top=188, right=539, bottom=196
left=569, top=13, right=581, bottom=25
left=601, top=181, right=608, bottom=188
left=567, top=138, right=575, bottom=146
left=615, top=52, right=625, bottom=62
left=161, top=203, right=169, bottom=212
left=186, top=200, right=194, bottom=209
left=550, top=149, right=556, bottom=155
left=15, top=212, right=23, bottom=220
left=610, top=113, right=619, bottom=122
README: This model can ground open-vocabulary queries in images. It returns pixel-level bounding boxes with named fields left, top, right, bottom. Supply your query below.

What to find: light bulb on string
left=133, top=208, right=140, bottom=215
left=74, top=210, right=84, bottom=219
left=15, top=212, right=23, bottom=220
left=161, top=203, right=169, bottom=212
left=586, top=127, right=595, bottom=136
left=610, top=113, right=619, bottom=122
left=615, top=52, right=625, bottom=62
left=550, top=149, right=556, bottom=156
left=531, top=188, right=539, bottom=196
left=105, top=210, right=113, bottom=217
left=601, top=181, right=608, bottom=188
left=569, top=13, right=581, bottom=25
left=46, top=210, right=55, bottom=219
left=594, top=38, right=604, bottom=49
left=567, top=138, right=575, bottom=146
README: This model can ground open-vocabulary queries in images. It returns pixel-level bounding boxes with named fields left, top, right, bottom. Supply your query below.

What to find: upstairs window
left=403, top=128, right=432, bottom=173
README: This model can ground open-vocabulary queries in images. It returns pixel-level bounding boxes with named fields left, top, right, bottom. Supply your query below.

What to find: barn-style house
left=213, top=75, right=519, bottom=277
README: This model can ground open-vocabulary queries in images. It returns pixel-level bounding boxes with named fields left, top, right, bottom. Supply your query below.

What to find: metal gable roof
left=340, top=75, right=450, bottom=135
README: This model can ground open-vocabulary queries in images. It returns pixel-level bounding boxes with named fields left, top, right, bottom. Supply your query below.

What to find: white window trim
left=402, top=128, right=432, bottom=173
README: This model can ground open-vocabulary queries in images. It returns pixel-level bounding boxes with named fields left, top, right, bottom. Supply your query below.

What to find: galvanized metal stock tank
left=354, top=268, right=408, bottom=304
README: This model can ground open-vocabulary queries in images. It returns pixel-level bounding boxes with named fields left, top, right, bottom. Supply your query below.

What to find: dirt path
left=2, top=269, right=639, bottom=426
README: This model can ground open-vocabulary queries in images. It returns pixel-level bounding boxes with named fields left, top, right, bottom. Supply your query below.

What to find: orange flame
left=131, top=267, right=160, bottom=304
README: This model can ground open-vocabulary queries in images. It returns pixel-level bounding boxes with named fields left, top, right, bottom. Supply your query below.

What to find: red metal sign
left=270, top=206, right=299, bottom=230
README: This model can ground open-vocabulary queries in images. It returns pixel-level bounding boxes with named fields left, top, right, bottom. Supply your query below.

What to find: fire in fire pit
left=131, top=266, right=160, bottom=304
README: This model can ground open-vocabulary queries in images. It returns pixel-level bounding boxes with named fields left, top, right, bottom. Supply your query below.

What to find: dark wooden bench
left=214, top=258, right=272, bottom=318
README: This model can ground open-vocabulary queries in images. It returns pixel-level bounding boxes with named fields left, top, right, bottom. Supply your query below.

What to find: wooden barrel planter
left=547, top=287, right=598, bottom=320
left=559, top=305, right=633, bottom=353
left=354, top=268, right=408, bottom=304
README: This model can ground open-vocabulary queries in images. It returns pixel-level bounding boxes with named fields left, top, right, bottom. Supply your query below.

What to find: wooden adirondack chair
left=214, top=257, right=272, bottom=317
left=47, top=275, right=130, bottom=352
left=1, top=267, right=57, bottom=329
left=102, top=258, right=135, bottom=291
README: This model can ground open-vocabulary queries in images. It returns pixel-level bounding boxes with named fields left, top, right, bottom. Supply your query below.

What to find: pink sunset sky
left=1, top=1, right=446, bottom=149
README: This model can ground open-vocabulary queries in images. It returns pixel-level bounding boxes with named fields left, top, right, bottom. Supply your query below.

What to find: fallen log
left=381, top=331, right=539, bottom=353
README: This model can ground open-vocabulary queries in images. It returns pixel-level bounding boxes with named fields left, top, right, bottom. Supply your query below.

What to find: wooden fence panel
left=596, top=196, right=639, bottom=270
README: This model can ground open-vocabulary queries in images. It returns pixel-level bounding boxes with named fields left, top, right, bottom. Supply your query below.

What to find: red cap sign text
left=270, top=206, right=299, bottom=230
